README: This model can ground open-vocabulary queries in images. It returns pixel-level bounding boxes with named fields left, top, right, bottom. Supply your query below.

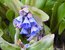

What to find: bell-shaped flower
left=27, top=26, right=40, bottom=41
left=20, top=28, right=28, bottom=34
left=29, top=17, right=37, bottom=26
left=13, top=16, right=23, bottom=28
left=30, top=26, right=39, bottom=36
left=22, top=17, right=31, bottom=29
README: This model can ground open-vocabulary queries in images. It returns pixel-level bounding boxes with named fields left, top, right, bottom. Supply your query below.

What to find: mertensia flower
left=13, top=7, right=42, bottom=41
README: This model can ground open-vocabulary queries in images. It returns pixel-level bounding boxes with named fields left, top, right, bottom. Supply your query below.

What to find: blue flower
left=29, top=17, right=37, bottom=26
left=13, top=7, right=42, bottom=41
left=31, top=26, right=39, bottom=36
left=20, top=28, right=28, bottom=34
left=22, top=17, right=31, bottom=29
left=27, top=26, right=40, bottom=41
left=13, top=16, right=23, bottom=28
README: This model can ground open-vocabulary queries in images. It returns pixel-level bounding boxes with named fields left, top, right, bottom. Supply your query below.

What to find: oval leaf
left=28, top=34, right=54, bottom=50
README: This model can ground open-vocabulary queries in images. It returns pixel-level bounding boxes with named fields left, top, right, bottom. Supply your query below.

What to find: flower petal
left=29, top=17, right=37, bottom=26
left=27, top=36, right=34, bottom=41
left=20, top=28, right=28, bottom=34
left=31, top=26, right=39, bottom=34
left=15, top=16, right=23, bottom=22
left=22, top=17, right=31, bottom=29
left=27, top=13, right=33, bottom=19
left=13, top=16, right=23, bottom=28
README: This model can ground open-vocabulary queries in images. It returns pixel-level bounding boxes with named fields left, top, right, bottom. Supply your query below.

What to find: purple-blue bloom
left=29, top=17, right=37, bottom=26
left=31, top=26, right=39, bottom=36
left=22, top=17, right=31, bottom=29
left=13, top=16, right=23, bottom=28
left=20, top=28, right=28, bottom=34
left=13, top=7, right=42, bottom=41
left=27, top=26, right=40, bottom=41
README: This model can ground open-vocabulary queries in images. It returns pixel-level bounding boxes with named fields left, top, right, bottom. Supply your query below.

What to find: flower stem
left=14, top=28, right=19, bottom=44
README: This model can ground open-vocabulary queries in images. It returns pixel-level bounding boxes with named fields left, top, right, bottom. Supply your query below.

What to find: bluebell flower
left=31, top=26, right=39, bottom=36
left=28, top=17, right=38, bottom=26
left=13, top=7, right=42, bottom=41
left=22, top=17, right=31, bottom=29
left=20, top=28, right=28, bottom=34
left=13, top=16, right=23, bottom=28
left=27, top=26, right=40, bottom=41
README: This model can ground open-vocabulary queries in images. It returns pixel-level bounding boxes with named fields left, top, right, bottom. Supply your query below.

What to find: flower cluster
left=13, top=7, right=42, bottom=41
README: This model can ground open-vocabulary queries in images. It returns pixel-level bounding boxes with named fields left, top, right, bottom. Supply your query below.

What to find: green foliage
left=8, top=23, right=15, bottom=42
left=43, top=24, right=51, bottom=35
left=59, top=20, right=65, bottom=35
left=0, top=29, right=3, bottom=37
left=4, top=0, right=23, bottom=16
left=28, top=34, right=54, bottom=50
left=58, top=2, right=65, bottom=23
left=50, top=0, right=65, bottom=34
left=6, top=9, right=15, bottom=22
left=58, top=2, right=65, bottom=34
left=35, top=0, right=47, bottom=9
left=0, top=37, right=20, bottom=50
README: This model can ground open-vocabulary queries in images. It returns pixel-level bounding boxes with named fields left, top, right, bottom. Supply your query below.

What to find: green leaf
left=6, top=9, right=15, bottom=22
left=43, top=0, right=56, bottom=14
left=0, top=29, right=3, bottom=37
left=46, top=45, right=53, bottom=50
left=50, top=1, right=64, bottom=32
left=58, top=2, right=65, bottom=23
left=35, top=0, right=47, bottom=9
left=21, top=0, right=25, bottom=4
left=29, top=7, right=49, bottom=26
left=24, top=0, right=36, bottom=6
left=59, top=20, right=65, bottom=35
left=0, top=17, right=2, bottom=28
left=8, top=23, right=15, bottom=42
left=4, top=0, right=23, bottom=14
left=43, top=24, right=51, bottom=35
left=0, top=2, right=7, bottom=17
left=2, top=28, right=13, bottom=43
left=0, top=37, right=20, bottom=50
left=25, top=0, right=30, bottom=5
left=28, top=34, right=54, bottom=50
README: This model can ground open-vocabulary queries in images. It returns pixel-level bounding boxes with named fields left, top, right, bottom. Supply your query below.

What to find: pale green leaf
left=35, top=0, right=47, bottom=9
left=0, top=37, right=20, bottom=50
left=28, top=34, right=54, bottom=50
